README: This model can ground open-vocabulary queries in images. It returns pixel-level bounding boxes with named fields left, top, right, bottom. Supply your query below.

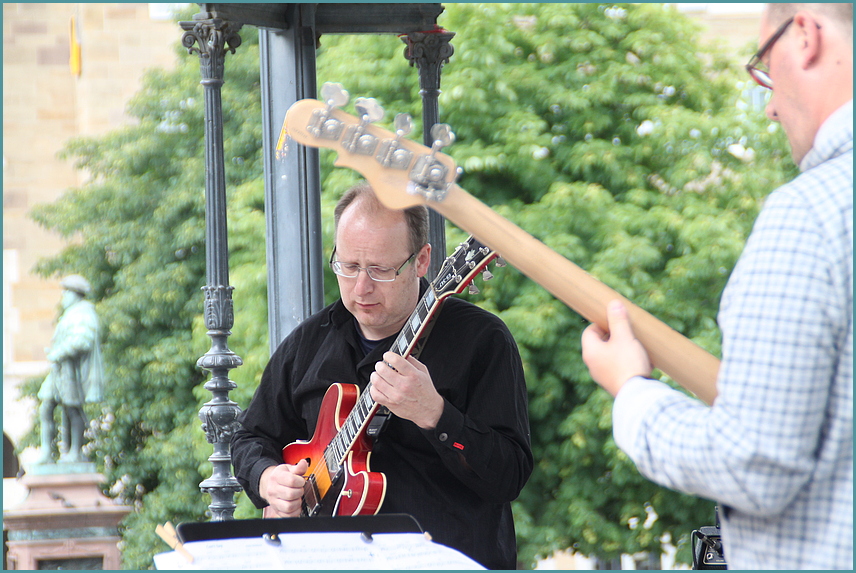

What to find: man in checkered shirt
left=581, top=3, right=852, bottom=569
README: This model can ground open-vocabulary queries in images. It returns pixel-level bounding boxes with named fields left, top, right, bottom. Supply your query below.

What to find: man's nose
left=765, top=99, right=779, bottom=122
left=353, top=269, right=375, bottom=294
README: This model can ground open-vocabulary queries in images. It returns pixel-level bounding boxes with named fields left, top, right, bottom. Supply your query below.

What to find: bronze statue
left=36, top=275, right=104, bottom=464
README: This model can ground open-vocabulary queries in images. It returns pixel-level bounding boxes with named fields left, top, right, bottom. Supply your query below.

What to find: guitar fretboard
left=323, top=287, right=439, bottom=474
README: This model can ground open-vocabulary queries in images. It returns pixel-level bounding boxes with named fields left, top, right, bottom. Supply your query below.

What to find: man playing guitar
left=231, top=183, right=532, bottom=570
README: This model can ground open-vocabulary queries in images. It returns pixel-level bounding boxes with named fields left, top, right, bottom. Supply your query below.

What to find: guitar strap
left=365, top=301, right=445, bottom=441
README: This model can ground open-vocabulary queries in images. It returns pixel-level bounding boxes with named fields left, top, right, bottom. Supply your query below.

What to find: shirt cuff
left=424, top=397, right=466, bottom=451
left=612, top=376, right=671, bottom=455
left=249, top=458, right=280, bottom=507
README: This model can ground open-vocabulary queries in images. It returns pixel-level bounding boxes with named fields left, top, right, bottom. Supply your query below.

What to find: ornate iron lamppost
left=179, top=12, right=244, bottom=521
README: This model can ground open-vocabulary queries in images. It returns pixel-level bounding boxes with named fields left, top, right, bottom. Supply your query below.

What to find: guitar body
left=281, top=382, right=387, bottom=517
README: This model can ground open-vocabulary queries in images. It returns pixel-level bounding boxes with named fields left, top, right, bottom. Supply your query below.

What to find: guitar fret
left=418, top=302, right=427, bottom=323
left=410, top=313, right=422, bottom=333
left=331, top=435, right=343, bottom=459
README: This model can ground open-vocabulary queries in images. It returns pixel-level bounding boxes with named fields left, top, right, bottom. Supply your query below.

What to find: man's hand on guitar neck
left=370, top=352, right=445, bottom=430
left=581, top=300, right=653, bottom=397
left=259, top=458, right=309, bottom=518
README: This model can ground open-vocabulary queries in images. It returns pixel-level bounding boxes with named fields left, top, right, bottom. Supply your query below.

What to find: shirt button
left=438, top=432, right=448, bottom=442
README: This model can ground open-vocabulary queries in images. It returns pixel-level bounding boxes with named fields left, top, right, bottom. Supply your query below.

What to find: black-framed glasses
left=329, top=247, right=416, bottom=282
left=745, top=16, right=794, bottom=89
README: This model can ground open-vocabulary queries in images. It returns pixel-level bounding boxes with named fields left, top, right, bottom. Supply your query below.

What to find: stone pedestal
left=4, top=467, right=132, bottom=570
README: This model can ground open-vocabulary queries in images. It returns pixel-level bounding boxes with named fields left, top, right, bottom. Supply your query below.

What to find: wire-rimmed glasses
left=329, top=247, right=416, bottom=282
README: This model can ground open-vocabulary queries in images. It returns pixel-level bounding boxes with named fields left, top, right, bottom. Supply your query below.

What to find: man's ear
left=793, top=12, right=822, bottom=69
left=416, top=243, right=432, bottom=278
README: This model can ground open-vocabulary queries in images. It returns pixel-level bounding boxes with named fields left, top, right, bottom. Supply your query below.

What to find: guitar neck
left=437, top=184, right=719, bottom=405
left=330, top=284, right=444, bottom=464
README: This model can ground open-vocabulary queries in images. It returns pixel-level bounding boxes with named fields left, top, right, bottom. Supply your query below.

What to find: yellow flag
left=69, top=16, right=81, bottom=76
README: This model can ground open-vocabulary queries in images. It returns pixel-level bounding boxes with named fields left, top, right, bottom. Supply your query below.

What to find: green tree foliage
left=25, top=3, right=793, bottom=569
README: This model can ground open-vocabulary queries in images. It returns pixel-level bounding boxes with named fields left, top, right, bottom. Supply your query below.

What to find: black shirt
left=231, top=280, right=533, bottom=569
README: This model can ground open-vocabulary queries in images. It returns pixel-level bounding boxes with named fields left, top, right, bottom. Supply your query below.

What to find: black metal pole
left=180, top=13, right=244, bottom=521
left=403, top=30, right=455, bottom=277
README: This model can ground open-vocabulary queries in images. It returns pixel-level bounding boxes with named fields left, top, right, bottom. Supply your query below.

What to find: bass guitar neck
left=282, top=90, right=720, bottom=405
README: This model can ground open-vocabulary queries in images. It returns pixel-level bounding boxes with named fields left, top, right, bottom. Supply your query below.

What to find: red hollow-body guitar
left=280, top=236, right=497, bottom=517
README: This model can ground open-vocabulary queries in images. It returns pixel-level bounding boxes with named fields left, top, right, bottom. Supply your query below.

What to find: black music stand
left=176, top=513, right=423, bottom=543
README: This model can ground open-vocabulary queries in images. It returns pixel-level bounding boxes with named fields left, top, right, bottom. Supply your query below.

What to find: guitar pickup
left=365, top=406, right=391, bottom=438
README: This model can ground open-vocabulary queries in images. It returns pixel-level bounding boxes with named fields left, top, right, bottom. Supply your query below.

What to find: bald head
left=334, top=182, right=429, bottom=255
left=765, top=3, right=852, bottom=41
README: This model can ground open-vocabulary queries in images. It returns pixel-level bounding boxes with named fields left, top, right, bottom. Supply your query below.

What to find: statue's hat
left=61, top=274, right=91, bottom=296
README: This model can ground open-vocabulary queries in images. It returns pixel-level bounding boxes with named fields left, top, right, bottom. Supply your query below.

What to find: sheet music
left=153, top=531, right=486, bottom=570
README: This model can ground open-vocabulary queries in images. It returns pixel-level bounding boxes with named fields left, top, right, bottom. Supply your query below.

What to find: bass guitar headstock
left=281, top=82, right=461, bottom=210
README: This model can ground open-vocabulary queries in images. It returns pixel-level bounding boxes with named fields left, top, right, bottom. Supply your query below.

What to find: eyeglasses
left=329, top=247, right=416, bottom=282
left=745, top=17, right=794, bottom=89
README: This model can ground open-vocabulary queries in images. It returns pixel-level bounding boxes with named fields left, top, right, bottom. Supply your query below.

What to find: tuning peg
left=468, top=283, right=480, bottom=295
left=321, top=82, right=349, bottom=108
left=342, top=97, right=385, bottom=155
left=430, top=123, right=455, bottom=151
left=394, top=113, right=413, bottom=137
left=377, top=113, right=415, bottom=169
left=481, top=269, right=494, bottom=281
left=309, top=83, right=349, bottom=140
left=494, top=256, right=507, bottom=267
left=354, top=97, right=385, bottom=124
left=407, top=123, right=457, bottom=202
